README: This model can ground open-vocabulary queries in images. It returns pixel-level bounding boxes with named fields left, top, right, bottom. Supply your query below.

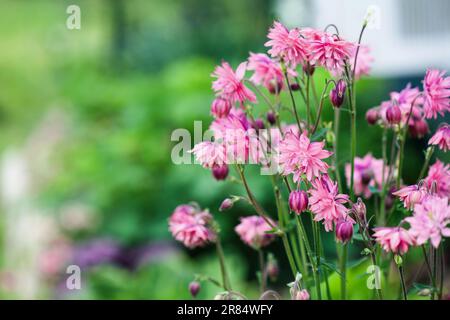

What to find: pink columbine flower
left=423, top=69, right=450, bottom=119
left=190, top=141, right=226, bottom=168
left=372, top=227, right=414, bottom=254
left=425, top=160, right=450, bottom=198
left=345, top=154, right=386, bottom=198
left=309, top=175, right=352, bottom=231
left=278, top=131, right=332, bottom=182
left=235, top=215, right=277, bottom=249
left=265, top=21, right=309, bottom=67
left=393, top=184, right=428, bottom=210
left=350, top=45, right=374, bottom=79
left=247, top=52, right=296, bottom=94
left=309, top=33, right=354, bottom=74
left=405, top=195, right=450, bottom=248
left=429, top=123, right=450, bottom=152
left=212, top=61, right=256, bottom=104
left=169, top=205, right=216, bottom=249
left=288, top=190, right=309, bottom=215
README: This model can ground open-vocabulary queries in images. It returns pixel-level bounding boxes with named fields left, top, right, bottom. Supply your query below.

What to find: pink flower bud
left=189, top=281, right=201, bottom=297
left=366, top=108, right=379, bottom=125
left=352, top=198, right=367, bottom=222
left=219, top=198, right=233, bottom=212
left=266, top=111, right=276, bottom=125
left=211, top=98, right=232, bottom=118
left=290, top=83, right=300, bottom=91
left=303, top=63, right=315, bottom=76
left=266, top=255, right=279, bottom=282
left=252, top=118, right=265, bottom=130
left=386, top=104, right=402, bottom=125
left=335, top=219, right=353, bottom=243
left=288, top=190, right=308, bottom=215
left=294, top=289, right=310, bottom=300
left=212, top=164, right=229, bottom=181
left=329, top=79, right=346, bottom=108
left=408, top=118, right=429, bottom=138
left=267, top=80, right=283, bottom=95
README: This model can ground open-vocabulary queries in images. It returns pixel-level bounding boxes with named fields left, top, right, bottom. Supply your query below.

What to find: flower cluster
left=170, top=18, right=450, bottom=301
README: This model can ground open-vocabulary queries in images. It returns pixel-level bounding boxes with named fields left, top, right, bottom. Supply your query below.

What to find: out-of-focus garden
left=0, top=0, right=448, bottom=299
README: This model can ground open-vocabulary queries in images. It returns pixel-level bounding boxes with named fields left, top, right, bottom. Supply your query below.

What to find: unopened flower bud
left=293, top=289, right=310, bottom=300
left=288, top=190, right=308, bottom=214
left=386, top=104, right=402, bottom=125
left=366, top=108, right=379, bottom=125
left=219, top=198, right=233, bottom=212
left=268, top=80, right=283, bottom=95
left=252, top=118, right=265, bottom=130
left=418, top=288, right=431, bottom=297
left=290, top=83, right=300, bottom=91
left=266, top=111, right=276, bottom=125
left=335, top=219, right=353, bottom=243
left=189, top=281, right=201, bottom=298
left=212, top=164, right=229, bottom=181
left=266, top=254, right=279, bottom=282
left=303, top=63, right=315, bottom=76
left=352, top=198, right=367, bottom=222
left=408, top=118, right=429, bottom=138
left=329, top=79, right=346, bottom=108
left=211, top=98, right=232, bottom=118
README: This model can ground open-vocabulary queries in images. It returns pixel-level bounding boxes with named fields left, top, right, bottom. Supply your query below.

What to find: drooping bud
left=329, top=79, right=346, bottom=108
left=266, top=111, right=276, bottom=125
left=293, top=289, right=310, bottom=300
left=219, top=198, right=233, bottom=212
left=352, top=198, right=367, bottom=222
left=212, top=164, right=229, bottom=181
left=386, top=104, right=402, bottom=125
left=302, top=63, right=315, bottom=76
left=211, top=98, right=232, bottom=118
left=267, top=80, right=283, bottom=95
left=290, top=83, right=300, bottom=91
left=266, top=254, right=279, bottom=282
left=189, top=281, right=201, bottom=298
left=408, top=118, right=429, bottom=138
left=252, top=118, right=265, bottom=130
left=288, top=190, right=308, bottom=215
left=335, top=219, right=353, bottom=243
left=365, top=108, right=379, bottom=125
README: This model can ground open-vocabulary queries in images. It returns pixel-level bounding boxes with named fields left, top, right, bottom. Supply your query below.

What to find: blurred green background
left=0, top=0, right=447, bottom=299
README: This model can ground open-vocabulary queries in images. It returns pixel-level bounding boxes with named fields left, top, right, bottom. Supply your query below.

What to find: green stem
left=398, top=265, right=408, bottom=300
left=421, top=245, right=436, bottom=299
left=333, top=108, right=343, bottom=192
left=418, top=146, right=434, bottom=180
left=283, top=68, right=302, bottom=132
left=311, top=217, right=322, bottom=300
left=306, top=74, right=311, bottom=128
left=340, top=244, right=348, bottom=299
left=439, top=245, right=444, bottom=300
left=216, top=238, right=231, bottom=291
left=258, top=249, right=266, bottom=293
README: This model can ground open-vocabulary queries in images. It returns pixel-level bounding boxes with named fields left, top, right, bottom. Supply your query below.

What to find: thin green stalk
left=421, top=245, right=436, bottom=300
left=398, top=265, right=408, bottom=300
left=340, top=243, right=348, bottom=299
left=283, top=68, right=302, bottom=132
left=311, top=217, right=322, bottom=300
left=306, top=74, right=311, bottom=128
left=258, top=249, right=266, bottom=293
left=418, top=146, right=434, bottom=180
left=439, top=245, right=444, bottom=300
left=216, top=238, right=231, bottom=291
left=333, top=108, right=343, bottom=192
